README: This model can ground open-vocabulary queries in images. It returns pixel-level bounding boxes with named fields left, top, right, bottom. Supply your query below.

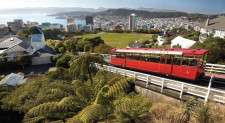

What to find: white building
left=0, top=27, right=55, bottom=65
left=49, top=23, right=63, bottom=29
left=171, top=36, right=196, bottom=49
left=129, top=13, right=137, bottom=31
left=198, top=16, right=225, bottom=40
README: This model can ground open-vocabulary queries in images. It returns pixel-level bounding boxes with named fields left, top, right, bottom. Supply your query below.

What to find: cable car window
left=182, top=56, right=199, bottom=67
left=150, top=54, right=160, bottom=63
left=132, top=53, right=140, bottom=60
left=173, top=55, right=182, bottom=65
left=141, top=54, right=150, bottom=62
left=121, top=53, right=125, bottom=59
left=199, top=54, right=207, bottom=67
left=126, top=53, right=132, bottom=60
left=160, top=55, right=166, bottom=64
left=166, top=55, right=173, bottom=64
left=115, top=52, right=120, bottom=58
left=112, top=52, right=116, bottom=58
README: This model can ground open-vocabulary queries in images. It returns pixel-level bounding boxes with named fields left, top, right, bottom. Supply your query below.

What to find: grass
left=143, top=34, right=157, bottom=38
left=76, top=33, right=149, bottom=48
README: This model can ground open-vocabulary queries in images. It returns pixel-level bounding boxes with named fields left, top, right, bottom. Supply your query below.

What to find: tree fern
left=67, top=104, right=107, bottom=123
left=113, top=94, right=152, bottom=122
left=75, top=86, right=94, bottom=102
left=107, top=77, right=133, bottom=98
left=50, top=88, right=70, bottom=97
left=23, top=116, right=45, bottom=123
left=24, top=102, right=75, bottom=121
left=58, top=96, right=90, bottom=112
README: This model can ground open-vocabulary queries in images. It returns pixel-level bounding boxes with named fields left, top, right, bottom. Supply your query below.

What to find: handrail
left=95, top=63, right=225, bottom=104
left=205, top=63, right=225, bottom=74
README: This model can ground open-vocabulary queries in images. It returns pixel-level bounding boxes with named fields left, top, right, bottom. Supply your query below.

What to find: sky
left=1, top=0, right=225, bottom=14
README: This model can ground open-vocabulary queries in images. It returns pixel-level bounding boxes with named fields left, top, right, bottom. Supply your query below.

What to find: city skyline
left=0, top=0, right=224, bottom=15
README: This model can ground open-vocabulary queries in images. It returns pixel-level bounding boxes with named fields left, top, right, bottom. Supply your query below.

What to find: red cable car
left=111, top=48, right=209, bottom=80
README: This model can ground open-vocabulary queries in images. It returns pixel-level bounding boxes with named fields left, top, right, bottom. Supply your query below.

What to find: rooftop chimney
left=205, top=16, right=210, bottom=27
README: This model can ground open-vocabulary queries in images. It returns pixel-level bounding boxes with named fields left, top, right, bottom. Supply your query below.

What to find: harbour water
left=0, top=14, right=86, bottom=28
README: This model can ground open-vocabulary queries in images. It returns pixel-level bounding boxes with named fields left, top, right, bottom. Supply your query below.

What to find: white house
left=171, top=36, right=196, bottom=49
left=0, top=27, right=55, bottom=65
left=198, top=16, right=225, bottom=41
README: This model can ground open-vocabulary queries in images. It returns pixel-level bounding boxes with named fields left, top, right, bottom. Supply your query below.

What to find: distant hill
left=0, top=7, right=107, bottom=14
left=49, top=11, right=93, bottom=17
left=92, top=9, right=208, bottom=20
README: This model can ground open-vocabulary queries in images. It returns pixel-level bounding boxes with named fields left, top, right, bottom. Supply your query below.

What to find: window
left=166, top=55, right=173, bottom=64
left=173, top=55, right=182, bottom=65
left=132, top=53, right=140, bottom=60
left=160, top=55, right=166, bottom=64
left=121, top=53, right=125, bottom=59
left=199, top=54, right=207, bottom=67
left=181, top=56, right=199, bottom=67
left=116, top=53, right=121, bottom=58
left=126, top=53, right=133, bottom=60
left=112, top=52, right=116, bottom=58
left=150, top=54, right=160, bottom=63
left=141, top=54, right=150, bottom=62
left=112, top=52, right=120, bottom=58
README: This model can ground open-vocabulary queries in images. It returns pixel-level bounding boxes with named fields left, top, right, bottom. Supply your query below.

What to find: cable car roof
left=111, top=48, right=209, bottom=56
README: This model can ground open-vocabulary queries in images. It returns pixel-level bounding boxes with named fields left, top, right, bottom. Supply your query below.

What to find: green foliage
left=172, top=44, right=182, bottom=48
left=94, top=44, right=112, bottom=54
left=76, top=41, right=93, bottom=52
left=51, top=53, right=64, bottom=64
left=46, top=67, right=73, bottom=81
left=43, top=28, right=63, bottom=40
left=46, top=40, right=66, bottom=53
left=191, top=37, right=225, bottom=63
left=56, top=55, right=71, bottom=68
left=165, top=36, right=175, bottom=45
left=1, top=75, right=74, bottom=113
left=68, top=104, right=107, bottom=123
left=107, top=77, right=133, bottom=98
left=64, top=38, right=79, bottom=53
left=20, top=26, right=36, bottom=38
left=84, top=36, right=105, bottom=47
left=113, top=94, right=153, bottom=123
left=70, top=53, right=105, bottom=85
left=195, top=104, right=212, bottom=123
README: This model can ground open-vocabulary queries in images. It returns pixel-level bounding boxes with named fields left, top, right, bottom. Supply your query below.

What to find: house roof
left=32, top=27, right=43, bottom=34
left=199, top=16, right=225, bottom=31
left=171, top=36, right=196, bottom=49
left=0, top=37, right=23, bottom=49
left=32, top=46, right=54, bottom=57
left=0, top=37, right=31, bottom=53
left=0, top=73, right=24, bottom=86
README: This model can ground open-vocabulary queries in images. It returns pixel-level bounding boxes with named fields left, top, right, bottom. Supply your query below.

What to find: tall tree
left=70, top=53, right=105, bottom=85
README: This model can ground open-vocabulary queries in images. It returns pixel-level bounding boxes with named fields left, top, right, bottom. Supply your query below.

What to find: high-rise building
left=129, top=13, right=137, bottom=31
left=86, top=16, right=93, bottom=25
left=66, top=24, right=77, bottom=32
left=67, top=18, right=75, bottom=25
